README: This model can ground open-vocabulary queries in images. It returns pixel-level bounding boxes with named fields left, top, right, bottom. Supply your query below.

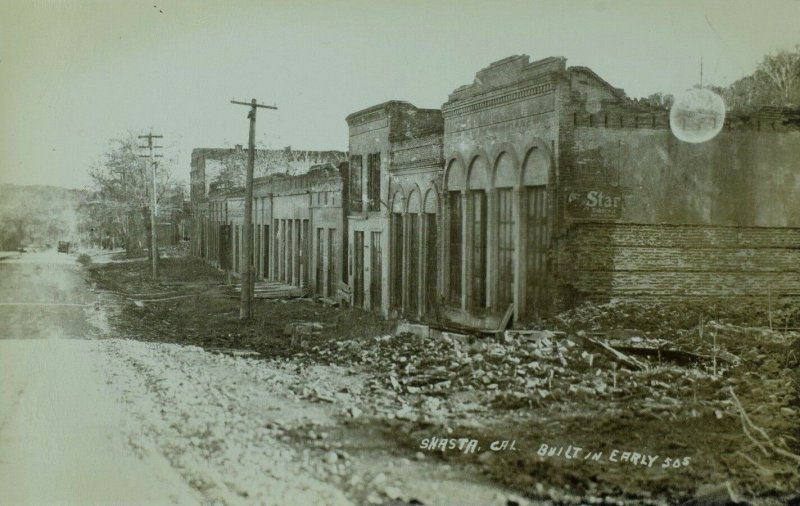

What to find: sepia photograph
left=1, top=1, right=799, bottom=504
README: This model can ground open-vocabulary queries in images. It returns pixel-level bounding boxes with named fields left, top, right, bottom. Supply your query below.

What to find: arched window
left=406, top=189, right=422, bottom=316
left=522, top=146, right=550, bottom=315
left=468, top=157, right=489, bottom=309
left=422, top=188, right=439, bottom=313
left=445, top=160, right=465, bottom=303
left=390, top=190, right=405, bottom=309
left=446, top=158, right=466, bottom=191
left=494, top=153, right=517, bottom=308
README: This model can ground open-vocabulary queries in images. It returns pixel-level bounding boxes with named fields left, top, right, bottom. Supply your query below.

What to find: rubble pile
left=549, top=299, right=800, bottom=339
left=304, top=326, right=745, bottom=417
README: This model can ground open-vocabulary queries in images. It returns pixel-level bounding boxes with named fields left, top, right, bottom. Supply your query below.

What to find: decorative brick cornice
left=443, top=81, right=555, bottom=119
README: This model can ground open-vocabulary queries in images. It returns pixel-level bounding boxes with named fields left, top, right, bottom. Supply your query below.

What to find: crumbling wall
left=555, top=102, right=800, bottom=308
left=564, top=125, right=800, bottom=227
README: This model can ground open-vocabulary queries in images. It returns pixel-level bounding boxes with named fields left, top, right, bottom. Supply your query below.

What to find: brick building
left=345, top=102, right=444, bottom=317
left=440, top=56, right=563, bottom=327
left=439, top=55, right=800, bottom=327
left=192, top=147, right=348, bottom=297
left=190, top=55, right=800, bottom=328
left=261, top=166, right=348, bottom=297
left=190, top=146, right=346, bottom=259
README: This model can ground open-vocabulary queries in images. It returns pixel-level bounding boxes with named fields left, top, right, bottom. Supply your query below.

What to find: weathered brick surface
left=391, top=134, right=443, bottom=169
left=561, top=222, right=800, bottom=303
left=559, top=107, right=800, bottom=228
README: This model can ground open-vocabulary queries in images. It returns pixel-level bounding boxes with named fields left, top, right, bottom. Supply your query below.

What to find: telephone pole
left=231, top=99, right=277, bottom=319
left=138, top=132, right=163, bottom=280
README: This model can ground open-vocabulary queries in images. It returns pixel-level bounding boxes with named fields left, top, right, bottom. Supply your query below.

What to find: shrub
left=76, top=253, right=92, bottom=266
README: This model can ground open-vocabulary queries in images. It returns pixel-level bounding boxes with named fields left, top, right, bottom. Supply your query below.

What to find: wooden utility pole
left=138, top=133, right=163, bottom=280
left=230, top=99, right=277, bottom=319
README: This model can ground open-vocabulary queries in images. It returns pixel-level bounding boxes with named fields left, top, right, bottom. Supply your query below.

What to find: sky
left=1, top=0, right=799, bottom=190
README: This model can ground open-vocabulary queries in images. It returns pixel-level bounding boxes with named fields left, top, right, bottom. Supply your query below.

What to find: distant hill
left=0, top=184, right=89, bottom=250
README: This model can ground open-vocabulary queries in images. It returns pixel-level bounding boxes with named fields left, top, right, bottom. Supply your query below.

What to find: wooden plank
left=496, top=303, right=514, bottom=334
left=575, top=333, right=650, bottom=371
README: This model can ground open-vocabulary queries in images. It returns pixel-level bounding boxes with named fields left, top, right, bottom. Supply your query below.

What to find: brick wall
left=560, top=222, right=800, bottom=304
left=391, top=134, right=443, bottom=168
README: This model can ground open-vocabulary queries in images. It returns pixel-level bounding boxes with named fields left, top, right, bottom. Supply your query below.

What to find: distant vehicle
left=57, top=241, right=71, bottom=253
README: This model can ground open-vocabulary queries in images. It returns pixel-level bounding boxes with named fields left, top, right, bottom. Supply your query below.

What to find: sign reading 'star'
left=566, top=188, right=625, bottom=220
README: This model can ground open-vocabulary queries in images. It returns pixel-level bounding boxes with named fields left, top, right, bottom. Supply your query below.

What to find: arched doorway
left=494, top=152, right=517, bottom=309
left=406, top=189, right=422, bottom=316
left=422, top=188, right=439, bottom=316
left=390, top=190, right=405, bottom=310
left=445, top=159, right=465, bottom=305
left=467, top=157, right=489, bottom=309
left=522, top=146, right=550, bottom=316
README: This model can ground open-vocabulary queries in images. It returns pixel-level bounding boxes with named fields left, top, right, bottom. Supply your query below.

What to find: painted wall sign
left=566, top=189, right=624, bottom=220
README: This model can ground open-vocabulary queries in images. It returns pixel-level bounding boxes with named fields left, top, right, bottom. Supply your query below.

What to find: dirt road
left=0, top=252, right=518, bottom=506
left=0, top=252, right=200, bottom=504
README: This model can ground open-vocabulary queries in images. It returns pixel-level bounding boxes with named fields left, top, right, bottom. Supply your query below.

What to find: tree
left=757, top=45, right=800, bottom=107
left=639, top=92, right=674, bottom=110
left=635, top=46, right=800, bottom=113
left=724, top=45, right=800, bottom=110
left=81, top=132, right=179, bottom=253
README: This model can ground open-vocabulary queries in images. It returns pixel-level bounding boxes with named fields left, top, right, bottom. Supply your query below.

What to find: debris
left=691, top=481, right=741, bottom=506
left=206, top=348, right=260, bottom=357
left=284, top=322, right=323, bottom=347
left=370, top=472, right=387, bottom=486
left=233, top=280, right=307, bottom=299
left=504, top=329, right=555, bottom=341
left=574, top=331, right=649, bottom=371
left=494, top=304, right=514, bottom=337
left=384, top=486, right=402, bottom=500
left=284, top=322, right=324, bottom=336
left=729, top=386, right=800, bottom=466
left=395, top=322, right=430, bottom=338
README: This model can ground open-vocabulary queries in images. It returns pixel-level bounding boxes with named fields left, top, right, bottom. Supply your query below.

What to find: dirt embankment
left=86, top=255, right=800, bottom=505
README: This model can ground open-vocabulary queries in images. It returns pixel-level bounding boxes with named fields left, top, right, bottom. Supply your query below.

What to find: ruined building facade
left=345, top=102, right=444, bottom=318
left=191, top=55, right=800, bottom=327
left=191, top=147, right=348, bottom=297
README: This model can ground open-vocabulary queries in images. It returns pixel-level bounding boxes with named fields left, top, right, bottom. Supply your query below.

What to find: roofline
left=345, top=100, right=440, bottom=124
left=568, top=65, right=627, bottom=99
